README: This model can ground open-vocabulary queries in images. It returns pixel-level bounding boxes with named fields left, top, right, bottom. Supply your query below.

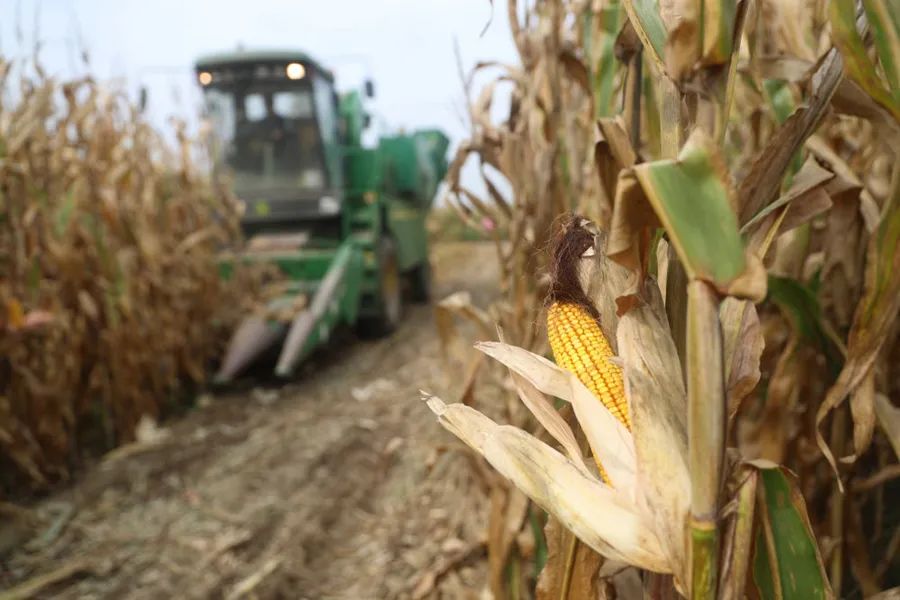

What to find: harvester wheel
left=408, top=259, right=432, bottom=303
left=358, top=237, right=402, bottom=337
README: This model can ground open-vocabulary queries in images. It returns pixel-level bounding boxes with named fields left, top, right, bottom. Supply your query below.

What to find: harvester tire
left=408, top=259, right=432, bottom=303
left=358, top=237, right=402, bottom=337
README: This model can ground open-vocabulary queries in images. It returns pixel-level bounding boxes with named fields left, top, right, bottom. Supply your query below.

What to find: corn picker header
left=195, top=48, right=448, bottom=382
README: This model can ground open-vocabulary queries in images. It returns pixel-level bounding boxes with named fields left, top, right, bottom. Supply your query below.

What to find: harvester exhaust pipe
left=275, top=245, right=352, bottom=377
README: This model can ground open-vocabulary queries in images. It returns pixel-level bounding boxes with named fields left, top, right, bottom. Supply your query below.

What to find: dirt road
left=4, top=242, right=497, bottom=600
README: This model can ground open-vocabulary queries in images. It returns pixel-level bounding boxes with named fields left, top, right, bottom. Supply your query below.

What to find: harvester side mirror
left=364, top=79, right=375, bottom=98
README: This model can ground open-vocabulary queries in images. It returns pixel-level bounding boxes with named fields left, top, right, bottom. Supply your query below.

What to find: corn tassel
left=547, top=301, right=630, bottom=482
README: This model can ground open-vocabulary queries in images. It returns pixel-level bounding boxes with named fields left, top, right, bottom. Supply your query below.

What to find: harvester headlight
left=286, top=62, right=306, bottom=80
left=198, top=71, right=213, bottom=86
left=319, top=196, right=340, bottom=215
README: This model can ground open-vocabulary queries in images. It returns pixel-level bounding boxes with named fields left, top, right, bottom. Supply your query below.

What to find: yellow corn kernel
left=547, top=301, right=630, bottom=430
left=547, top=301, right=630, bottom=482
left=547, top=302, right=631, bottom=483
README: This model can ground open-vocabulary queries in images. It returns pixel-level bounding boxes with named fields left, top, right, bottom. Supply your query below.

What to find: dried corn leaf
left=423, top=394, right=669, bottom=572
left=847, top=369, right=876, bottom=463
left=536, top=517, right=603, bottom=600
left=701, top=0, right=739, bottom=66
left=873, top=393, right=900, bottom=460
left=510, top=372, right=591, bottom=476
left=720, top=297, right=763, bottom=423
left=616, top=279, right=690, bottom=585
left=664, top=0, right=701, bottom=79
left=737, top=48, right=844, bottom=225
left=608, top=168, right=659, bottom=283
left=816, top=157, right=900, bottom=481
left=0, top=58, right=252, bottom=486
left=719, top=466, right=758, bottom=600
left=742, top=157, right=834, bottom=242
left=475, top=341, right=638, bottom=493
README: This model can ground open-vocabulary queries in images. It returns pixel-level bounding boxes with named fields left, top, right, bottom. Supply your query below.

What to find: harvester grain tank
left=194, top=49, right=449, bottom=382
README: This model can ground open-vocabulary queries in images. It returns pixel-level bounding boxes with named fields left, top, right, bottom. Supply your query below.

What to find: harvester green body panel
left=378, top=130, right=449, bottom=205
left=214, top=239, right=364, bottom=382
left=386, top=201, right=428, bottom=272
left=197, top=48, right=448, bottom=381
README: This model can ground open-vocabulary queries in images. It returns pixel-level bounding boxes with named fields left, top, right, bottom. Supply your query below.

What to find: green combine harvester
left=194, top=49, right=449, bottom=383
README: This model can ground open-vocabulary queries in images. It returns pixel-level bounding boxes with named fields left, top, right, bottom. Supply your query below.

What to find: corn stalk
left=438, top=0, right=900, bottom=597
left=0, top=57, right=259, bottom=491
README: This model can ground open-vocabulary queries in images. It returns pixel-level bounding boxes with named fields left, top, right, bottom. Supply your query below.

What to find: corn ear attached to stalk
left=427, top=216, right=694, bottom=588
left=548, top=300, right=631, bottom=484
left=546, top=217, right=632, bottom=484
left=547, top=301, right=631, bottom=430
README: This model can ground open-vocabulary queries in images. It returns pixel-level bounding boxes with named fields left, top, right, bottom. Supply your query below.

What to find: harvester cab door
left=310, top=73, right=343, bottom=196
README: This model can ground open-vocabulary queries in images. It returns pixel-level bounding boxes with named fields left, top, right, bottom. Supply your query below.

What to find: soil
left=2, top=241, right=499, bottom=600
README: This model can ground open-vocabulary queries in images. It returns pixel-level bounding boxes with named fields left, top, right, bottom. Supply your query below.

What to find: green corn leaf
left=751, top=463, right=832, bottom=600
left=632, top=130, right=748, bottom=289
left=586, top=1, right=624, bottom=118
left=53, top=191, right=76, bottom=237
left=829, top=0, right=900, bottom=123
left=763, top=80, right=796, bottom=125
left=623, top=0, right=667, bottom=71
left=752, top=528, right=777, bottom=600
left=766, top=275, right=843, bottom=377
left=530, top=507, right=549, bottom=574
left=862, top=0, right=900, bottom=98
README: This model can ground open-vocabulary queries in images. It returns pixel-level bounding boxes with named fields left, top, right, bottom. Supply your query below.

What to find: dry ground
left=2, top=241, right=498, bottom=600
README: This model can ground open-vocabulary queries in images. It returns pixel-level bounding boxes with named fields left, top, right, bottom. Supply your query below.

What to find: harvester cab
left=195, top=49, right=449, bottom=383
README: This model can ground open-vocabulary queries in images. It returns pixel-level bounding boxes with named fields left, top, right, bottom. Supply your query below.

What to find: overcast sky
left=2, top=0, right=518, bottom=193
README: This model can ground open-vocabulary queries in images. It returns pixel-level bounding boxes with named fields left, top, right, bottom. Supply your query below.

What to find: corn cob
left=547, top=301, right=631, bottom=482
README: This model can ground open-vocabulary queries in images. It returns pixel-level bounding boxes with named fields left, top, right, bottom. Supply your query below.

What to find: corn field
left=0, top=58, right=255, bottom=492
left=432, top=0, right=900, bottom=598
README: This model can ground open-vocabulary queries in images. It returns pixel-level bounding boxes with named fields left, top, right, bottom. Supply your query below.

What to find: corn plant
left=430, top=0, right=900, bottom=597
left=0, top=57, right=260, bottom=491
